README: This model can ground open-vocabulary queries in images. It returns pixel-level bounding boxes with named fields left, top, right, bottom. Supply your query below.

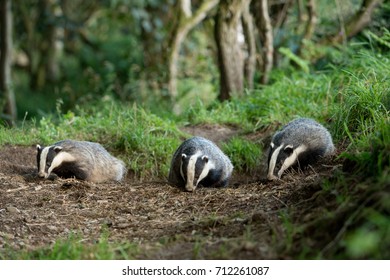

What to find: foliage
left=278, top=47, right=310, bottom=74
left=364, top=29, right=390, bottom=49
left=9, top=0, right=388, bottom=122
left=344, top=191, right=390, bottom=259
left=331, top=48, right=390, bottom=176
left=181, top=99, right=248, bottom=128
left=222, top=137, right=262, bottom=173
left=11, top=0, right=174, bottom=119
left=0, top=124, right=40, bottom=146
left=274, top=42, right=389, bottom=259
left=181, top=68, right=334, bottom=133
left=1, top=233, right=139, bottom=260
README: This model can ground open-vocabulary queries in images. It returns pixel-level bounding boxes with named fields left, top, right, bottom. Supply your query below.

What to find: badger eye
left=284, top=147, right=294, bottom=155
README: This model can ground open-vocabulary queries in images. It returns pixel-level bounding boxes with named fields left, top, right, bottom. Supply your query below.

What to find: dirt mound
left=0, top=140, right=340, bottom=259
left=181, top=124, right=240, bottom=144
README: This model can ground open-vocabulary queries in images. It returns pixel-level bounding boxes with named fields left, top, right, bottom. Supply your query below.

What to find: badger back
left=79, top=141, right=127, bottom=182
left=267, top=118, right=335, bottom=180
left=168, top=137, right=233, bottom=191
left=37, top=140, right=126, bottom=182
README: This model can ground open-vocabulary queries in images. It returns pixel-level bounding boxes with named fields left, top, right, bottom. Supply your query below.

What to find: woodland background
left=0, top=0, right=387, bottom=122
left=0, top=0, right=389, bottom=260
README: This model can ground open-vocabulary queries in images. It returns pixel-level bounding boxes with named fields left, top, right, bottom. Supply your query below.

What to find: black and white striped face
left=180, top=151, right=215, bottom=192
left=36, top=144, right=75, bottom=178
left=267, top=142, right=307, bottom=180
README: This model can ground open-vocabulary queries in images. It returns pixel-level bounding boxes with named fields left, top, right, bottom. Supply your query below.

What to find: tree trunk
left=33, top=0, right=62, bottom=89
left=215, top=0, right=248, bottom=101
left=297, top=0, right=305, bottom=24
left=253, top=0, right=273, bottom=85
left=297, top=0, right=317, bottom=55
left=325, top=0, right=383, bottom=44
left=46, top=0, right=63, bottom=83
left=241, top=0, right=256, bottom=90
left=271, top=0, right=294, bottom=32
left=302, top=0, right=317, bottom=41
left=167, top=0, right=219, bottom=99
left=0, top=0, right=17, bottom=126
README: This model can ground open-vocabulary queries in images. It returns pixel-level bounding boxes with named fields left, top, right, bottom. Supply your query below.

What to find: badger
left=168, top=136, right=233, bottom=192
left=36, top=139, right=126, bottom=183
left=267, top=118, right=335, bottom=180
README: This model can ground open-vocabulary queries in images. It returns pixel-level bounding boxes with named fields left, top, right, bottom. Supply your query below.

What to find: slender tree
left=0, top=0, right=17, bottom=125
left=252, top=0, right=273, bottom=85
left=241, top=0, right=256, bottom=89
left=45, top=0, right=63, bottom=83
left=271, top=0, right=294, bottom=34
left=297, top=0, right=317, bottom=55
left=303, top=0, right=317, bottom=41
left=215, top=0, right=249, bottom=101
left=166, top=0, right=219, bottom=98
left=325, top=0, right=383, bottom=44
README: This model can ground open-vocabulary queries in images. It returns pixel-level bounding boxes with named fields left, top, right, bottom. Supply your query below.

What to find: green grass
left=330, top=50, right=390, bottom=177
left=179, top=65, right=335, bottom=133
left=1, top=233, right=139, bottom=260
left=222, top=137, right=262, bottom=173
left=288, top=46, right=389, bottom=259
left=0, top=125, right=40, bottom=146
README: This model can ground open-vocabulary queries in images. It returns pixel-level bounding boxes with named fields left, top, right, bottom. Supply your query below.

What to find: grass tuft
left=1, top=233, right=139, bottom=260
left=222, top=137, right=262, bottom=173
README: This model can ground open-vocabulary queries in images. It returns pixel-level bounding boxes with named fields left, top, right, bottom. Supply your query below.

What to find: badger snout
left=185, top=183, right=196, bottom=192
left=267, top=174, right=278, bottom=181
left=267, top=162, right=283, bottom=180
left=38, top=171, right=51, bottom=179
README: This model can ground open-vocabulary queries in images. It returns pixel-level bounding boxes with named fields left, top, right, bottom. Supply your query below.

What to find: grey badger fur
left=267, top=118, right=335, bottom=180
left=36, top=139, right=126, bottom=183
left=168, top=136, right=233, bottom=192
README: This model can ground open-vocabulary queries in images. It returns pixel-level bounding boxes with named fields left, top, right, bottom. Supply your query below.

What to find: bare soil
left=0, top=126, right=339, bottom=259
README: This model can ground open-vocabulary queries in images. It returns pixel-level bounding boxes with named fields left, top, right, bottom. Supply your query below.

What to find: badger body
left=36, top=140, right=126, bottom=183
left=267, top=118, right=335, bottom=180
left=168, top=136, right=233, bottom=192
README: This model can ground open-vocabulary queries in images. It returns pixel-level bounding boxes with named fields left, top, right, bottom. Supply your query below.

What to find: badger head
left=180, top=151, right=215, bottom=192
left=267, top=142, right=307, bottom=180
left=36, top=144, right=75, bottom=179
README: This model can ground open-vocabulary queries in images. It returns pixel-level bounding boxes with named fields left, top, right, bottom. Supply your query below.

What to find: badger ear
left=270, top=142, right=275, bottom=148
left=36, top=144, right=42, bottom=151
left=53, top=146, right=63, bottom=153
left=202, top=155, right=209, bottom=163
left=181, top=153, right=187, bottom=160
